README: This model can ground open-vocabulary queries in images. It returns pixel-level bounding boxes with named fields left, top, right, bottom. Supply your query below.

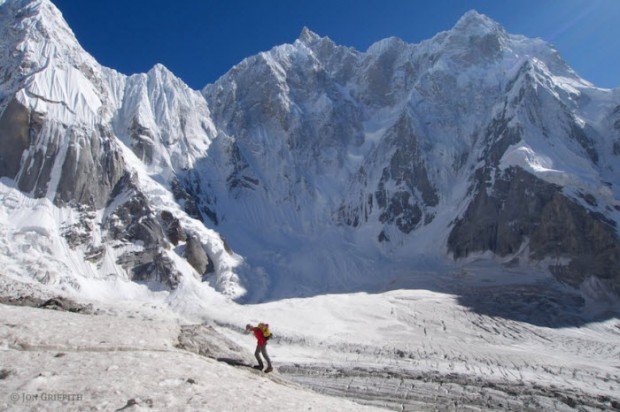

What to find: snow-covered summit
left=298, top=26, right=322, bottom=44
left=452, top=9, right=505, bottom=36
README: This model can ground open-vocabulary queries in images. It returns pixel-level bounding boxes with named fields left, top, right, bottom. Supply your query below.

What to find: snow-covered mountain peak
left=415, top=11, right=512, bottom=68
left=293, top=26, right=348, bottom=64
left=452, top=10, right=505, bottom=37
left=366, top=36, right=409, bottom=56
left=145, top=62, right=195, bottom=92
left=148, top=62, right=174, bottom=76
left=298, top=26, right=322, bottom=44
left=1, top=0, right=86, bottom=62
left=0, top=0, right=117, bottom=125
left=1, top=0, right=54, bottom=20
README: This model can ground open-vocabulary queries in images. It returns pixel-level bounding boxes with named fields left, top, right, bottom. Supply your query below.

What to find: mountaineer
left=245, top=323, right=273, bottom=373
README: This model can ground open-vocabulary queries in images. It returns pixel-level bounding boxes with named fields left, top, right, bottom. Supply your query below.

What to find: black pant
left=254, top=343, right=272, bottom=368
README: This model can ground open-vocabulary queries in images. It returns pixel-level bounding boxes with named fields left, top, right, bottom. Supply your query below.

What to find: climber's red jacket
left=252, top=327, right=266, bottom=346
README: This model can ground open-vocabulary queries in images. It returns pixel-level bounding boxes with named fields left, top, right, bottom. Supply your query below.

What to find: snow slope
left=1, top=272, right=618, bottom=410
left=0, top=301, right=377, bottom=411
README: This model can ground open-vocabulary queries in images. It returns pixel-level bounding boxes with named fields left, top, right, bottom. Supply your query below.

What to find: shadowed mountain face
left=0, top=1, right=618, bottom=320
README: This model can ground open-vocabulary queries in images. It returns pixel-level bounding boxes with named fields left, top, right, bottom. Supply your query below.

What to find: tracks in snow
left=279, top=363, right=620, bottom=411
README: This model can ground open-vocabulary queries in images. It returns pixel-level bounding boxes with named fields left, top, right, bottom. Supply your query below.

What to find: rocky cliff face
left=0, top=0, right=240, bottom=297
left=0, top=0, right=618, bottom=302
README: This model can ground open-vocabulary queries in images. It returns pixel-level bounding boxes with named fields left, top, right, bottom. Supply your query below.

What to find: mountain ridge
left=0, top=0, right=618, bottom=305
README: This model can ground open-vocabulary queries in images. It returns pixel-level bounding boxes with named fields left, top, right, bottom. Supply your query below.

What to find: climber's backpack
left=258, top=322, right=272, bottom=340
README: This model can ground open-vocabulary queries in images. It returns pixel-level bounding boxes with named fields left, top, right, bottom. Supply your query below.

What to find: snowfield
left=1, top=274, right=618, bottom=411
left=0, top=279, right=376, bottom=411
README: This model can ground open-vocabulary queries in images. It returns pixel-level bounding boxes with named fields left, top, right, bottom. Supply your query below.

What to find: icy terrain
left=0, top=281, right=375, bottom=411
left=1, top=274, right=619, bottom=410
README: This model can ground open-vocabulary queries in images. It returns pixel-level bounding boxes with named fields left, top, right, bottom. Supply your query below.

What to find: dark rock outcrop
left=171, top=178, right=202, bottom=220
left=160, top=210, right=186, bottom=246
left=104, top=173, right=182, bottom=288
left=378, top=190, right=422, bottom=234
left=53, top=124, right=126, bottom=208
left=339, top=113, right=439, bottom=236
left=449, top=167, right=620, bottom=294
left=184, top=235, right=214, bottom=276
left=128, top=117, right=155, bottom=164
left=0, top=95, right=125, bottom=209
left=0, top=98, right=30, bottom=178
left=226, top=142, right=260, bottom=193
left=130, top=251, right=183, bottom=289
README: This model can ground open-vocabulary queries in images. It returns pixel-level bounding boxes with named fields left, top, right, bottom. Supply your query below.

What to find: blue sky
left=53, top=0, right=620, bottom=89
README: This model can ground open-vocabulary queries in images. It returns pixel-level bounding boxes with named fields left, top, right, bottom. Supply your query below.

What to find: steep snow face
left=203, top=32, right=365, bottom=213
left=0, top=0, right=242, bottom=298
left=113, top=64, right=217, bottom=180
left=0, top=0, right=124, bottom=124
left=0, top=0, right=127, bottom=210
left=200, top=11, right=620, bottom=300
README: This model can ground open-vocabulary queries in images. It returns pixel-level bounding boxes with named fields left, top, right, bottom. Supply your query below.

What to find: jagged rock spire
left=298, top=26, right=322, bottom=44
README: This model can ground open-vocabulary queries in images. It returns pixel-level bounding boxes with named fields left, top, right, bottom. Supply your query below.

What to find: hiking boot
left=252, top=365, right=263, bottom=370
left=264, top=366, right=273, bottom=373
